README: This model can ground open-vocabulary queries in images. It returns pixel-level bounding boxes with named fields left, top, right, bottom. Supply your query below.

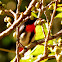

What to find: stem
left=44, top=11, right=49, bottom=30
left=41, top=24, right=46, bottom=38
left=16, top=0, right=22, bottom=14
left=34, top=55, right=55, bottom=62
left=16, top=27, right=20, bottom=62
left=44, top=1, right=57, bottom=56
left=0, top=48, right=15, bottom=53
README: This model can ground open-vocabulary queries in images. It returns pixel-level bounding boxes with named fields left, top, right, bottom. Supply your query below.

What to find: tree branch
left=44, top=1, right=57, bottom=56
left=44, top=11, right=49, bottom=30
left=0, top=0, right=37, bottom=40
left=16, top=0, right=22, bottom=14
left=16, top=27, right=20, bottom=62
left=0, top=48, right=15, bottom=53
left=4, top=9, right=16, bottom=18
left=34, top=55, right=55, bottom=62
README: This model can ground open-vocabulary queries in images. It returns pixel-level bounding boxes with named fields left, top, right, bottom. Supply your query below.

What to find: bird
left=19, top=18, right=45, bottom=52
left=19, top=18, right=37, bottom=46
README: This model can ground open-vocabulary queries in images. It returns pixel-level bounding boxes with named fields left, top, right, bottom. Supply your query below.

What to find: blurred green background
left=0, top=0, right=62, bottom=62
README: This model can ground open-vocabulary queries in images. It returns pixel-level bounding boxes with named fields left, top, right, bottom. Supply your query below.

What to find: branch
left=44, top=1, right=56, bottom=10
left=34, top=55, right=55, bottom=62
left=40, top=44, right=56, bottom=48
left=49, top=30, right=62, bottom=40
left=24, top=0, right=37, bottom=15
left=16, top=27, right=20, bottom=62
left=0, top=0, right=55, bottom=40
left=0, top=48, right=15, bottom=53
left=4, top=9, right=16, bottom=18
left=37, top=1, right=46, bottom=38
left=37, top=0, right=56, bottom=17
left=41, top=24, right=46, bottom=38
left=0, top=0, right=37, bottom=40
left=37, top=1, right=42, bottom=18
left=16, top=0, right=22, bottom=14
left=44, top=11, right=49, bottom=30
left=44, top=1, right=57, bottom=56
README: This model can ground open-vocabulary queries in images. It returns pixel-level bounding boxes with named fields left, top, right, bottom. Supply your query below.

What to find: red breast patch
left=19, top=47, right=23, bottom=52
left=25, top=23, right=35, bottom=33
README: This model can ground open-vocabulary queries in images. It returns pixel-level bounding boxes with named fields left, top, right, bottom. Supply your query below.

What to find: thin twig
left=4, top=9, right=16, bottom=18
left=41, top=24, right=46, bottom=38
left=44, top=1, right=57, bottom=56
left=44, top=1, right=56, bottom=10
left=49, top=30, right=62, bottom=40
left=16, top=27, right=20, bottom=62
left=40, top=44, right=56, bottom=48
left=34, top=55, right=55, bottom=62
left=44, top=11, right=49, bottom=30
left=37, top=1, right=42, bottom=18
left=37, top=0, right=46, bottom=38
left=16, top=0, right=22, bottom=14
left=0, top=48, right=15, bottom=53
left=39, top=55, right=55, bottom=62
left=37, top=0, right=56, bottom=18
left=24, top=0, right=37, bottom=15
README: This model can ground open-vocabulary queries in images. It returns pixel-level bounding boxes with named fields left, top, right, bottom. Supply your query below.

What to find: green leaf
left=56, top=4, right=62, bottom=11
left=35, top=23, right=48, bottom=40
left=56, top=4, right=62, bottom=12
left=31, top=12, right=37, bottom=18
left=35, top=25, right=44, bottom=40
left=31, top=45, right=44, bottom=56
left=56, top=7, right=62, bottom=11
left=48, top=3, right=62, bottom=11
left=55, top=12, right=62, bottom=18
left=57, top=4, right=62, bottom=6
left=25, top=6, right=27, bottom=10
left=48, top=40, right=53, bottom=45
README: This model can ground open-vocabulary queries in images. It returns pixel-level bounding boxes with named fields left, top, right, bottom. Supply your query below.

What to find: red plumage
left=19, top=47, right=23, bottom=52
left=25, top=23, right=35, bottom=33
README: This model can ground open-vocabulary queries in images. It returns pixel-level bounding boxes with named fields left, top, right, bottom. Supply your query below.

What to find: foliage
left=0, top=0, right=62, bottom=62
